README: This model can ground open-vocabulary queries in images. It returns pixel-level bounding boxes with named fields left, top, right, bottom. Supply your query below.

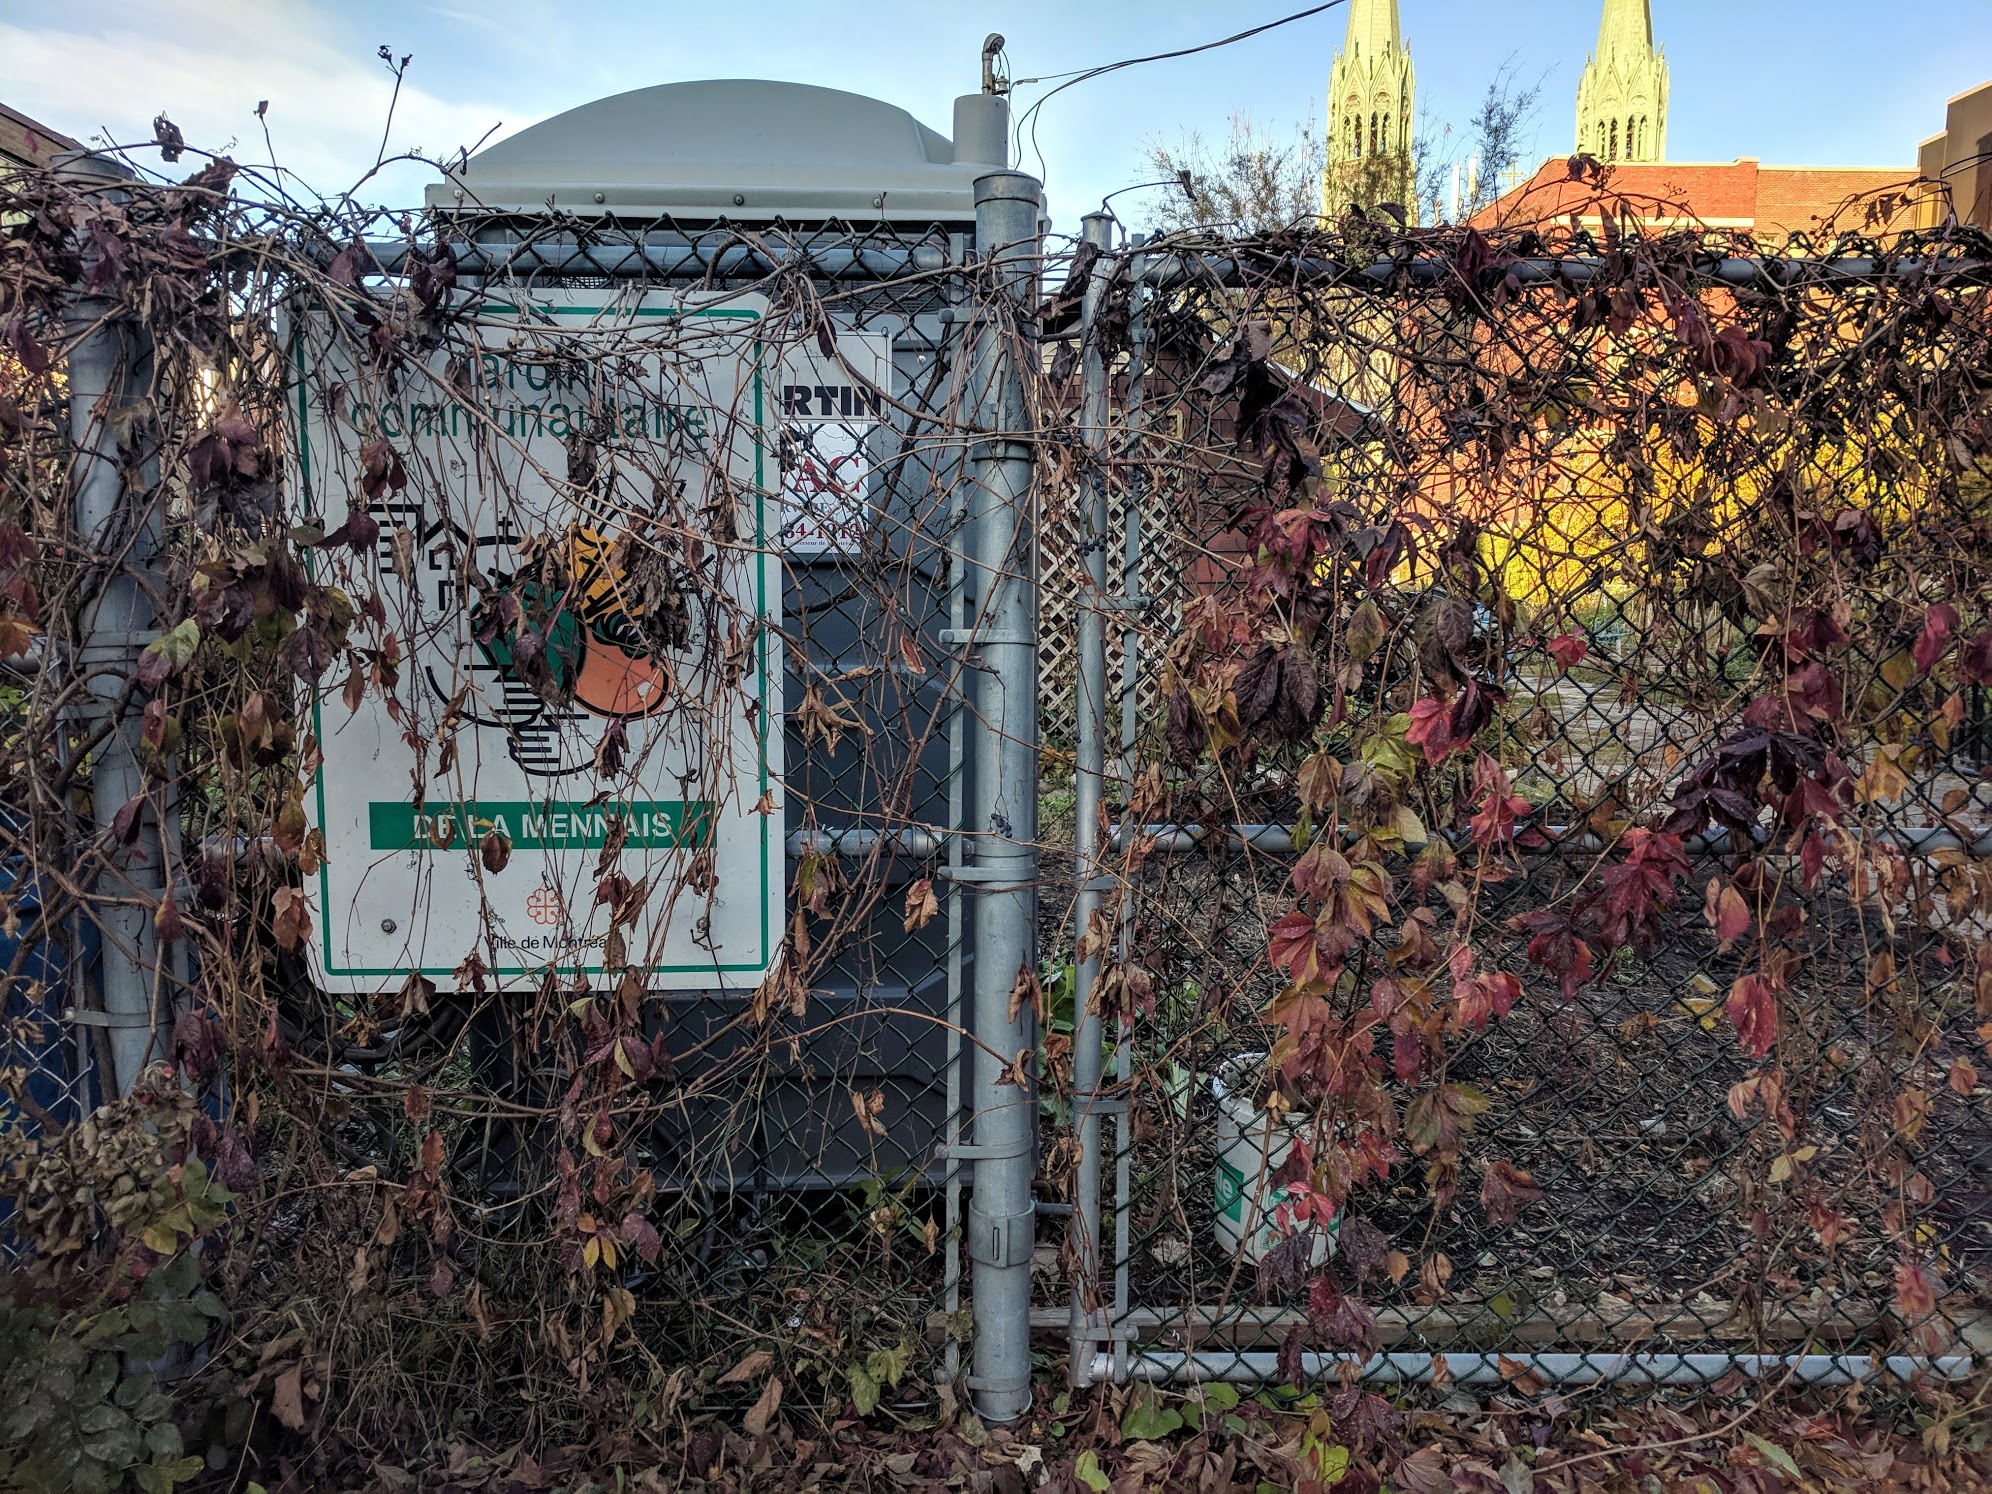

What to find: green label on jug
left=1215, top=1156, right=1247, bottom=1222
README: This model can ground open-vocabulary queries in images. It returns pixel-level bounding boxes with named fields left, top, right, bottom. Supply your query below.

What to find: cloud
left=0, top=0, right=527, bottom=203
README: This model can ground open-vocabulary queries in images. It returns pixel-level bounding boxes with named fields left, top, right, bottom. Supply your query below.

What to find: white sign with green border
left=290, top=288, right=781, bottom=993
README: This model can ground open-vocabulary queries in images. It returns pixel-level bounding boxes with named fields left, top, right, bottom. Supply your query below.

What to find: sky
left=3, top=0, right=1988, bottom=236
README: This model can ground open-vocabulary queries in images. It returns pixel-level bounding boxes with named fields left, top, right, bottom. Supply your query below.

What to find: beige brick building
left=0, top=101, right=81, bottom=174
left=1917, top=80, right=1992, bottom=229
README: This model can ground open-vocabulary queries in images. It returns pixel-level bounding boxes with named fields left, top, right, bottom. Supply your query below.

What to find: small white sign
left=290, top=288, right=782, bottom=993
left=775, top=330, right=892, bottom=556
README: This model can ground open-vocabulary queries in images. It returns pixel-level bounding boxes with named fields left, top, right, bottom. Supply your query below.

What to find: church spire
left=1344, top=0, right=1404, bottom=60
left=1595, top=0, right=1655, bottom=53
left=1322, top=0, right=1416, bottom=215
left=1577, top=0, right=1668, bottom=162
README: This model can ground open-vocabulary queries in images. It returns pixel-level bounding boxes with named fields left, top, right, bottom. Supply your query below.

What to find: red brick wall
left=1754, top=168, right=1917, bottom=238
left=1474, top=159, right=1760, bottom=229
left=1477, top=158, right=1917, bottom=239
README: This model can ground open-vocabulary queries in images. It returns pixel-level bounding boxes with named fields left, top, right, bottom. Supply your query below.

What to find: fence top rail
left=362, top=238, right=957, bottom=284
left=1118, top=248, right=1992, bottom=294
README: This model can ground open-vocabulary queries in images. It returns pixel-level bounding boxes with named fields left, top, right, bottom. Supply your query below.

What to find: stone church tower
left=1576, top=0, right=1668, bottom=162
left=1322, top=0, right=1416, bottom=215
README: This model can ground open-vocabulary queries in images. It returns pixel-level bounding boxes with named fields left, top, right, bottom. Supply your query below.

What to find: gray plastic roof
left=427, top=79, right=989, bottom=222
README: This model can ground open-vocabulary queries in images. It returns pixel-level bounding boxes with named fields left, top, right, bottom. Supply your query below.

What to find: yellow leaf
left=1878, top=649, right=1917, bottom=693
left=1857, top=743, right=1913, bottom=804
left=1678, top=994, right=1722, bottom=1033
left=1392, top=804, right=1429, bottom=847
left=583, top=1235, right=600, bottom=1269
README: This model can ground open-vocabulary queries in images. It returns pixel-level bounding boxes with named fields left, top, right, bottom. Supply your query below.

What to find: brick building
left=1917, top=79, right=1992, bottom=230
left=1472, top=156, right=1920, bottom=241
left=0, top=101, right=80, bottom=174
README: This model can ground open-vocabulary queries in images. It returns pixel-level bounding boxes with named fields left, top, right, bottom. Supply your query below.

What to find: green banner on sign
left=369, top=800, right=715, bottom=852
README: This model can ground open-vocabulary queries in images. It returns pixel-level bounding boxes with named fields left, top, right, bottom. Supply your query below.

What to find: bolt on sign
left=773, top=329, right=892, bottom=556
left=289, top=288, right=782, bottom=993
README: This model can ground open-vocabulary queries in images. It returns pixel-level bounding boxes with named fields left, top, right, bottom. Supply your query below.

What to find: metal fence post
left=963, top=168, right=1044, bottom=1424
left=58, top=150, right=174, bottom=1099
left=1101, top=251, right=1152, bottom=1388
left=1068, top=210, right=1115, bottom=1388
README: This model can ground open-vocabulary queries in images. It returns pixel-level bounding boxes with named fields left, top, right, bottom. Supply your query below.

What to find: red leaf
left=1467, top=754, right=1530, bottom=847
left=1479, top=1159, right=1544, bottom=1225
left=1392, top=1027, right=1422, bottom=1084
left=359, top=434, right=406, bottom=499
left=1404, top=697, right=1454, bottom=764
left=110, top=794, right=146, bottom=847
left=1961, top=629, right=1992, bottom=686
left=135, top=641, right=173, bottom=690
left=1307, top=1274, right=1379, bottom=1353
left=1726, top=973, right=1778, bottom=1057
left=1703, top=878, right=1750, bottom=944
left=0, top=523, right=35, bottom=569
left=169, top=1009, right=224, bottom=1081
left=277, top=624, right=331, bottom=681
left=622, top=1211, right=663, bottom=1264
left=1913, top=603, right=1958, bottom=674
left=1275, top=1322, right=1308, bottom=1388
left=6, top=317, right=50, bottom=376
left=1515, top=910, right=1593, bottom=1000
left=1546, top=632, right=1588, bottom=670
left=1893, top=1261, right=1941, bottom=1318
left=1270, top=910, right=1329, bottom=986
left=1454, top=968, right=1521, bottom=1031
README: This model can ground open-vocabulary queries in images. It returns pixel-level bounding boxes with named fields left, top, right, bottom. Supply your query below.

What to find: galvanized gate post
left=963, top=169, right=1044, bottom=1424
left=1099, top=251, right=1153, bottom=1389
left=1067, top=210, right=1115, bottom=1387
left=59, top=149, right=175, bottom=1100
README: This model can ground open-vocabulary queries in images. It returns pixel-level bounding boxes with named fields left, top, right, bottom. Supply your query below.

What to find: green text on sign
left=370, top=800, right=716, bottom=852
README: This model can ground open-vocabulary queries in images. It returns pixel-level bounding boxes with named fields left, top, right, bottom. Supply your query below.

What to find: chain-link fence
left=0, top=154, right=1051, bottom=1450
left=6, top=135, right=1992, bottom=1473
left=1047, top=219, right=1992, bottom=1399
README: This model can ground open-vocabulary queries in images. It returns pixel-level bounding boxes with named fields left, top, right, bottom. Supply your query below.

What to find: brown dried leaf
left=742, top=1375, right=783, bottom=1437
left=271, top=886, right=310, bottom=951
left=271, top=1365, right=307, bottom=1430
left=1007, top=963, right=1043, bottom=1024
left=719, top=1349, right=773, bottom=1385
left=901, top=877, right=938, bottom=933
left=1496, top=1354, right=1546, bottom=1396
